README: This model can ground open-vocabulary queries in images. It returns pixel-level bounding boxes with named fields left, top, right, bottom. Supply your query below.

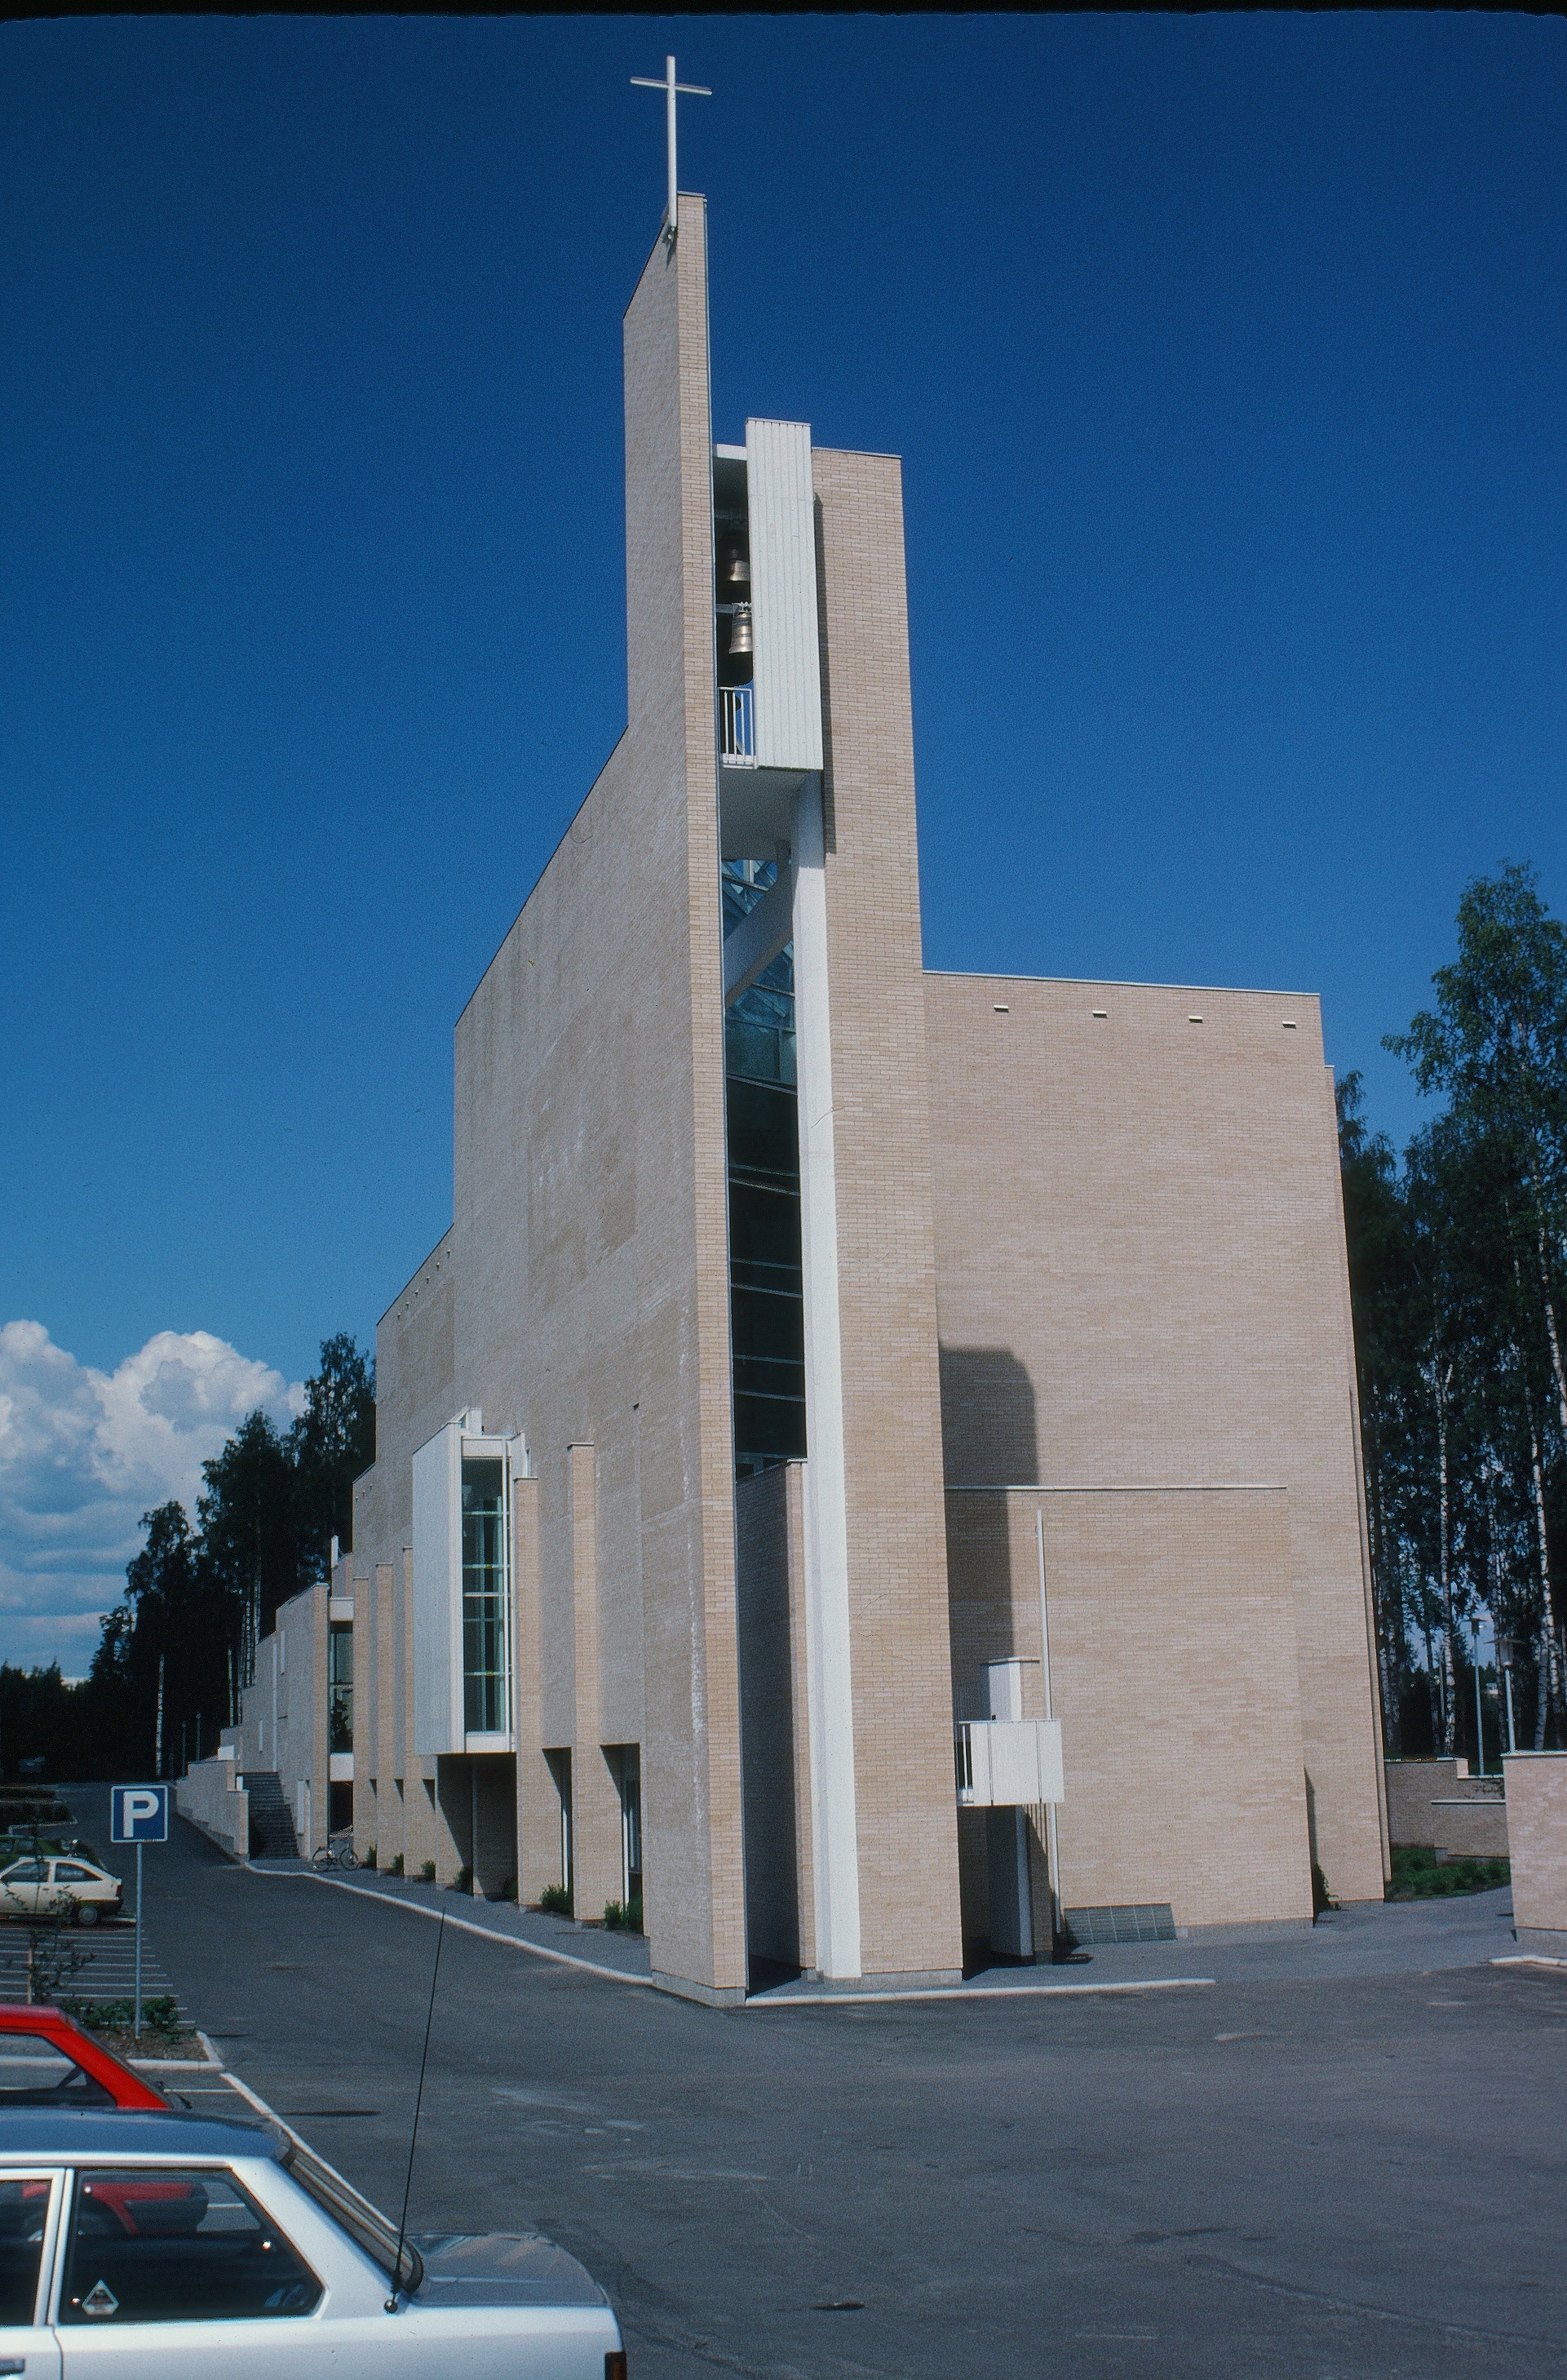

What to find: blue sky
left=2, top=15, right=1565, bottom=1666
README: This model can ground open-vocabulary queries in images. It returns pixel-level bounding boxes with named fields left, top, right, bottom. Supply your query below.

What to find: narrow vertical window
left=460, top=1457, right=508, bottom=1735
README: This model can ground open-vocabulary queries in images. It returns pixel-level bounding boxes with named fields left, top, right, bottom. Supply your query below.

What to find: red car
left=0, top=2003, right=170, bottom=2109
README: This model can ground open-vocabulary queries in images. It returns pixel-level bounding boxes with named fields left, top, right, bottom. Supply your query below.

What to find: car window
left=0, top=2041, right=113, bottom=2107
left=1, top=1863, right=45, bottom=1885
left=0, top=2178, right=55, bottom=2325
left=53, top=1864, right=97, bottom=1884
left=60, top=2169, right=321, bottom=2325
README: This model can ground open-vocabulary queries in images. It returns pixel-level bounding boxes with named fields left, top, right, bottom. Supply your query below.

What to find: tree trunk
left=1436, top=1369, right=1458, bottom=1757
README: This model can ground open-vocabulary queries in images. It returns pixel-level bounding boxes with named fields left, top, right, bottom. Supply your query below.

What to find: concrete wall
left=946, top=1486, right=1315, bottom=1937
left=176, top=1758, right=248, bottom=1860
left=1503, top=1752, right=1567, bottom=1947
left=925, top=973, right=1388, bottom=1911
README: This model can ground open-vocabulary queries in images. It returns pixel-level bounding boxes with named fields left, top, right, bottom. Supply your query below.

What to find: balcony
left=955, top=1718, right=1064, bottom=1806
left=720, top=685, right=755, bottom=760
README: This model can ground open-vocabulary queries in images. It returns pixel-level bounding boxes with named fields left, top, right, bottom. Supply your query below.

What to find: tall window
left=327, top=1625, right=353, bottom=1753
left=461, top=1456, right=509, bottom=1735
left=724, top=861, right=806, bottom=1476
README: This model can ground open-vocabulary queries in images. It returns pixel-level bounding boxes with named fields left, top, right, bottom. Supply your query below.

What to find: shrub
left=67, top=1993, right=185, bottom=2041
left=1388, top=1843, right=1509, bottom=1900
left=499, top=1877, right=517, bottom=1902
left=538, top=1882, right=571, bottom=1917
left=363, top=1845, right=377, bottom=1870
left=453, top=1865, right=472, bottom=1893
left=389, top=1853, right=404, bottom=1876
left=1312, top=1864, right=1336, bottom=1914
left=603, top=1899, right=624, bottom=1930
left=603, top=1897, right=644, bottom=1933
left=419, top=1860, right=436, bottom=1882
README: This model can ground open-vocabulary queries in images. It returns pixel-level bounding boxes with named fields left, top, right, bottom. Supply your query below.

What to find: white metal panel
left=746, top=418, right=823, bottom=772
left=793, top=778, right=861, bottom=1979
left=958, top=1718, right=1065, bottom=1807
left=412, top=1420, right=462, bottom=1757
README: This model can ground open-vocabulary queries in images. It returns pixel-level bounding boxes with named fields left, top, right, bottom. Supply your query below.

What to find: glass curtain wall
left=460, top=1456, right=509, bottom=1734
left=724, top=861, right=807, bottom=1476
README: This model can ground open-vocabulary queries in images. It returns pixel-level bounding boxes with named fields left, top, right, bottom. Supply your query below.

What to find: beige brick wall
left=926, top=973, right=1387, bottom=1909
left=947, top=1486, right=1314, bottom=1933
left=342, top=207, right=745, bottom=1995
left=1503, top=1752, right=1567, bottom=1937
left=1385, top=1757, right=1504, bottom=1852
left=811, top=447, right=964, bottom=1981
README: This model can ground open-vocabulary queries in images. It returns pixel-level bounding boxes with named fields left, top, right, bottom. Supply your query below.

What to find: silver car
left=0, top=2107, right=625, bottom=2378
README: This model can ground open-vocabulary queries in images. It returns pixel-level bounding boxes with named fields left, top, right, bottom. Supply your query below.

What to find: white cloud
left=0, top=1323, right=305, bottom=1674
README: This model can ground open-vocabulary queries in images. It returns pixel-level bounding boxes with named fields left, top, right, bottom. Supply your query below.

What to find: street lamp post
left=1494, top=1631, right=1517, bottom=1757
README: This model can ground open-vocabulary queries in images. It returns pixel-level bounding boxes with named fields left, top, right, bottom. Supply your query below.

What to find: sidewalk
left=246, top=1860, right=653, bottom=1980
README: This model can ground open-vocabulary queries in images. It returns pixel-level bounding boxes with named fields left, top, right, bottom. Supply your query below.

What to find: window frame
left=0, top=2168, right=64, bottom=2330
left=55, top=2164, right=323, bottom=2329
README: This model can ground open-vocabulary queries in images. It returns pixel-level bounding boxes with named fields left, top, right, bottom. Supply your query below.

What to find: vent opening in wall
left=993, top=1004, right=1009, bottom=1014
left=1188, top=1016, right=1204, bottom=1025
left=1281, top=1019, right=1298, bottom=1030
left=1092, top=1009, right=1108, bottom=1019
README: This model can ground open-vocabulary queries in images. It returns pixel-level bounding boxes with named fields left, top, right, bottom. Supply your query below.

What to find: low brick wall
left=1503, top=1753, right=1567, bottom=1948
left=1385, top=1759, right=1505, bottom=1854
left=177, top=1758, right=249, bottom=1860
left=1431, top=1797, right=1509, bottom=1861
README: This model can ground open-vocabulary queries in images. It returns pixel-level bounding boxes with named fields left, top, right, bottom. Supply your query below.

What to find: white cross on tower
left=631, top=56, right=711, bottom=243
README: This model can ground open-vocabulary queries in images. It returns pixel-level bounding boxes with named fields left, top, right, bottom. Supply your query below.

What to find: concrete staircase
left=242, top=1771, right=299, bottom=1860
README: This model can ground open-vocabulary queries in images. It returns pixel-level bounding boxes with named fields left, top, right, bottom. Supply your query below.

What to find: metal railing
left=720, top=685, right=755, bottom=759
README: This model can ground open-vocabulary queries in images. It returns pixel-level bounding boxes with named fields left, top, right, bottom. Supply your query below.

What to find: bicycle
left=311, top=1840, right=361, bottom=1872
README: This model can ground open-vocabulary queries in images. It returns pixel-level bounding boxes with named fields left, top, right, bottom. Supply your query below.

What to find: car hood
left=409, top=2232, right=609, bottom=2308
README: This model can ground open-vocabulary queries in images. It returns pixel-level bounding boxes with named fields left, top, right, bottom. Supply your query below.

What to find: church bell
left=728, top=602, right=753, bottom=658
left=724, top=549, right=750, bottom=587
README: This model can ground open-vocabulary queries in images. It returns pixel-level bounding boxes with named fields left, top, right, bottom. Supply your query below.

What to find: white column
left=792, top=778, right=861, bottom=1979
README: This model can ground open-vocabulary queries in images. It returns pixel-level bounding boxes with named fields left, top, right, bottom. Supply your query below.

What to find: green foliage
left=538, top=1882, right=571, bottom=1916
left=389, top=1853, right=404, bottom=1876
left=603, top=1897, right=644, bottom=1932
left=1387, top=1844, right=1510, bottom=1899
left=419, top=1860, right=436, bottom=1881
left=1311, top=1864, right=1335, bottom=1915
left=453, top=1864, right=472, bottom=1893
left=11, top=1336, right=375, bottom=1785
left=362, top=1845, right=376, bottom=1870
left=1348, top=866, right=1567, bottom=1761
left=66, top=1993, right=186, bottom=2039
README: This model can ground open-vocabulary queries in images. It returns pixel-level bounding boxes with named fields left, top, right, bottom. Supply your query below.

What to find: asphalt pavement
left=63, top=1787, right=1567, bottom=2379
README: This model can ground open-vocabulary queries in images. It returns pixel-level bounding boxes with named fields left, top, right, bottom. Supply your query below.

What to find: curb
left=746, top=1976, right=1218, bottom=2008
left=1492, top=1953, right=1567, bottom=1970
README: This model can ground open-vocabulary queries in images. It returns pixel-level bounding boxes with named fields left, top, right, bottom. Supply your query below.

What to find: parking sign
left=110, top=1785, right=169, bottom=1843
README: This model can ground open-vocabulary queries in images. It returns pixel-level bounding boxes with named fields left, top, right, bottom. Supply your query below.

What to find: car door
left=0, top=2169, right=64, bottom=2380
left=0, top=1864, right=45, bottom=1918
left=51, top=2165, right=334, bottom=2380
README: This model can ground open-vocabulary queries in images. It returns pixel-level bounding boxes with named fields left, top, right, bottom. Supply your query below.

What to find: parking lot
left=59, top=1788, right=1567, bottom=2379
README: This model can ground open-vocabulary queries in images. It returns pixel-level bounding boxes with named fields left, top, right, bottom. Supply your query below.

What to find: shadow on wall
left=939, top=1348, right=1039, bottom=1486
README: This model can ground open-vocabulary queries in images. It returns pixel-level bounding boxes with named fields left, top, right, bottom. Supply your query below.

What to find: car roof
left=0, top=2109, right=281, bottom=2161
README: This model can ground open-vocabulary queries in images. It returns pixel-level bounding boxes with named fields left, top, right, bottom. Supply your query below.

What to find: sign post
left=110, top=1786, right=169, bottom=2038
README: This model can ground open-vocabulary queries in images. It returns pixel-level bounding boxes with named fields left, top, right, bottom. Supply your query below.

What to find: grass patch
left=1388, top=1844, right=1509, bottom=1900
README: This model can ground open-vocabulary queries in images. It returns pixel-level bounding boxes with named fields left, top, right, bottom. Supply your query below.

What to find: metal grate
left=1062, top=1903, right=1176, bottom=1946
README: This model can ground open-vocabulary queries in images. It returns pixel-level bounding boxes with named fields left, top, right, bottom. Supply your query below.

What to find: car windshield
left=280, top=2138, right=423, bottom=2294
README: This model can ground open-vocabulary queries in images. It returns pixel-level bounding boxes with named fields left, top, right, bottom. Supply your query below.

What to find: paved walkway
left=247, top=1859, right=654, bottom=1979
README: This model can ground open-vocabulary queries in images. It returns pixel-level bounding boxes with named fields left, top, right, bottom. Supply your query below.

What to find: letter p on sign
left=111, top=1785, right=169, bottom=1842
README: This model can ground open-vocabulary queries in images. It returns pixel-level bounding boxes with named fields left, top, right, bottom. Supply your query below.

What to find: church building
left=321, top=195, right=1387, bottom=2004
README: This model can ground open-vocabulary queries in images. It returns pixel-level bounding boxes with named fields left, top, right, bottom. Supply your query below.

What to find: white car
left=0, top=2107, right=625, bottom=2378
left=0, top=1859, right=123, bottom=1927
